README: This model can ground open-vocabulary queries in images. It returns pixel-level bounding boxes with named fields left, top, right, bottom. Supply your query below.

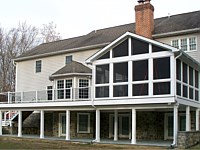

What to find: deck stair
left=1, top=111, right=33, bottom=126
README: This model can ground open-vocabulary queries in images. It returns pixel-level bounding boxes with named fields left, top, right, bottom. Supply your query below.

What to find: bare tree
left=40, top=21, right=61, bottom=43
left=0, top=21, right=62, bottom=92
left=0, top=22, right=39, bottom=92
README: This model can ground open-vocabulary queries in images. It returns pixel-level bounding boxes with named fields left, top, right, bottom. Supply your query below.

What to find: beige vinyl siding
left=156, top=33, right=200, bottom=62
left=16, top=48, right=99, bottom=92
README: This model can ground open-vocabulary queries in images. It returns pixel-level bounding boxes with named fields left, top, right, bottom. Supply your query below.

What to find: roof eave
left=153, top=28, right=200, bottom=38
left=49, top=73, right=92, bottom=81
left=14, top=43, right=109, bottom=62
left=176, top=51, right=200, bottom=71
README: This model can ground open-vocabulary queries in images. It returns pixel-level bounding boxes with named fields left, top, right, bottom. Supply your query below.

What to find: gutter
left=14, top=42, right=110, bottom=62
left=49, top=73, right=92, bottom=80
left=153, top=28, right=200, bottom=38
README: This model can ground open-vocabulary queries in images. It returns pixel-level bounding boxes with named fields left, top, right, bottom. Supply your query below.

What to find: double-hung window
left=66, top=55, right=72, bottom=64
left=57, top=79, right=72, bottom=99
left=47, top=86, right=53, bottom=100
left=57, top=80, right=64, bottom=99
left=189, top=37, right=196, bottom=51
left=180, top=39, right=187, bottom=51
left=171, top=37, right=197, bottom=52
left=79, top=79, right=89, bottom=99
left=65, top=79, right=72, bottom=99
left=36, top=60, right=42, bottom=73
left=77, top=113, right=90, bottom=133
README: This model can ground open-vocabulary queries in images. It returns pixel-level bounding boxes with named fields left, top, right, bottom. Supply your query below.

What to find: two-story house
left=0, top=0, right=200, bottom=148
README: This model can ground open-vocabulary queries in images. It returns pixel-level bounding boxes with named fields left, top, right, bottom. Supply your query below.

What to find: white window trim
left=171, top=37, right=197, bottom=52
left=176, top=60, right=199, bottom=101
left=56, top=79, right=73, bottom=100
left=65, top=55, right=73, bottom=64
left=78, top=78, right=90, bottom=87
left=94, top=39, right=174, bottom=99
left=77, top=113, right=90, bottom=133
left=164, top=113, right=186, bottom=140
left=35, top=60, right=42, bottom=73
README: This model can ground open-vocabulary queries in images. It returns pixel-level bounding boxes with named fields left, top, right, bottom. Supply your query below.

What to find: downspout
left=170, top=51, right=182, bottom=148
left=174, top=51, right=183, bottom=101
left=175, top=51, right=183, bottom=60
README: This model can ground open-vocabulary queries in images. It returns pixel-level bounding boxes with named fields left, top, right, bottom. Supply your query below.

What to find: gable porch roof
left=86, top=32, right=200, bottom=71
left=86, top=32, right=179, bottom=64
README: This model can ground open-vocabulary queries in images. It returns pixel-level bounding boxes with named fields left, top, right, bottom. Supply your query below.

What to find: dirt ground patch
left=0, top=136, right=166, bottom=149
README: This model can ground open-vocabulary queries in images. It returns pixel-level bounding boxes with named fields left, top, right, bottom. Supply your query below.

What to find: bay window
left=57, top=79, right=72, bottom=99
left=79, top=79, right=89, bottom=99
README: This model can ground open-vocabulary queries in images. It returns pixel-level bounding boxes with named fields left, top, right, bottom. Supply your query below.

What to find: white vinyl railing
left=0, top=87, right=91, bottom=104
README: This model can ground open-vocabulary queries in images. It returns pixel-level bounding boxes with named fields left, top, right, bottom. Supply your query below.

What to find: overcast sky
left=0, top=0, right=199, bottom=39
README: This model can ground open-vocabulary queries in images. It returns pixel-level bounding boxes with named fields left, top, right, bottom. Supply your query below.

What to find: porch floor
left=1, top=134, right=172, bottom=147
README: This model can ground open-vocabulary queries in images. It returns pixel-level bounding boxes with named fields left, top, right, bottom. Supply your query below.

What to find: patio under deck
left=1, top=134, right=172, bottom=147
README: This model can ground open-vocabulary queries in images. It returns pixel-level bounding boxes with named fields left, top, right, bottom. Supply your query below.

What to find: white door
left=119, top=115, right=130, bottom=138
left=109, top=114, right=131, bottom=139
left=165, top=114, right=173, bottom=140
left=59, top=114, right=66, bottom=136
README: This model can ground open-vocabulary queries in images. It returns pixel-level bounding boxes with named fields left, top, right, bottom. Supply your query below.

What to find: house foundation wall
left=137, top=111, right=164, bottom=140
left=177, top=131, right=200, bottom=149
left=53, top=111, right=95, bottom=139
left=2, top=110, right=166, bottom=140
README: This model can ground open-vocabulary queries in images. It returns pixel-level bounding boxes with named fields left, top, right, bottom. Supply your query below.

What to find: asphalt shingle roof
left=51, top=61, right=92, bottom=78
left=17, top=11, right=200, bottom=60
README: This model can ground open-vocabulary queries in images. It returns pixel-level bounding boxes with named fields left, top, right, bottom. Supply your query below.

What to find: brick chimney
left=135, top=0, right=154, bottom=39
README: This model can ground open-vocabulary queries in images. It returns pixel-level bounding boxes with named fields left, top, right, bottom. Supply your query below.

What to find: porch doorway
left=59, top=114, right=66, bottom=136
left=109, top=114, right=131, bottom=139
left=164, top=113, right=186, bottom=140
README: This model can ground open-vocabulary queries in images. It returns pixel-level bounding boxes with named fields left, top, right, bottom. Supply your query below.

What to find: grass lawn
left=0, top=136, right=166, bottom=149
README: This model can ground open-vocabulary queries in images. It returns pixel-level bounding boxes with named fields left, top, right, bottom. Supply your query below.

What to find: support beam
left=66, top=110, right=70, bottom=140
left=18, top=110, right=22, bottom=137
left=131, top=108, right=136, bottom=144
left=95, top=109, right=100, bottom=142
left=173, top=105, right=178, bottom=146
left=196, top=109, right=199, bottom=131
left=0, top=111, right=2, bottom=135
left=186, top=106, right=191, bottom=131
left=40, top=110, right=44, bottom=138
left=114, top=110, right=118, bottom=141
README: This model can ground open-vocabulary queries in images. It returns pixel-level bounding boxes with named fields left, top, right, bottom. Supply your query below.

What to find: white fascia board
left=14, top=43, right=109, bottom=62
left=86, top=32, right=179, bottom=64
left=176, top=97, right=200, bottom=108
left=93, top=96, right=175, bottom=106
left=0, top=96, right=175, bottom=110
left=0, top=101, right=94, bottom=110
left=178, top=51, right=200, bottom=71
left=49, top=73, right=92, bottom=78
